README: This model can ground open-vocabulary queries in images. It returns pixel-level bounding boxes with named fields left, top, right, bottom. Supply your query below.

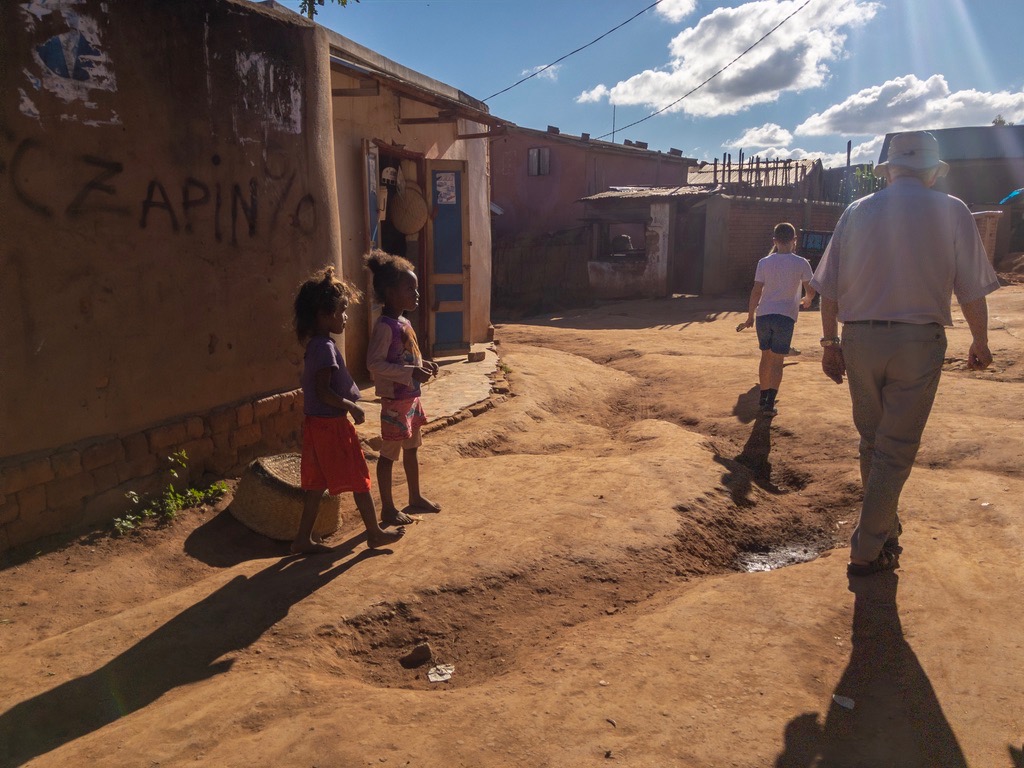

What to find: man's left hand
left=967, top=341, right=993, bottom=370
left=822, top=346, right=846, bottom=384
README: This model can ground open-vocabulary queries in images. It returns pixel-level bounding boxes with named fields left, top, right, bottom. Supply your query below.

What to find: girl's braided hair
left=293, top=265, right=361, bottom=343
left=364, top=248, right=415, bottom=305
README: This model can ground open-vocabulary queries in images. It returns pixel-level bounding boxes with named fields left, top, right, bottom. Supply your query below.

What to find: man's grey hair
left=887, top=164, right=940, bottom=183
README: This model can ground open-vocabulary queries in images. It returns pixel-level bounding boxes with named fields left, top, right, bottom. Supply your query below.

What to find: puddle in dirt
left=738, top=544, right=822, bottom=572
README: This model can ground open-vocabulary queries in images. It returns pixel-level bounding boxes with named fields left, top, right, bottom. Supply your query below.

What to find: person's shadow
left=775, top=573, right=969, bottom=767
left=0, top=533, right=387, bottom=767
left=715, top=410, right=782, bottom=506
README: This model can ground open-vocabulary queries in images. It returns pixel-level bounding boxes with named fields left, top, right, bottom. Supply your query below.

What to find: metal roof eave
left=327, top=38, right=501, bottom=128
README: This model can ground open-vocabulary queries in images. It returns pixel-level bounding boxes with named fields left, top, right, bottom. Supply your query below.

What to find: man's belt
left=844, top=319, right=915, bottom=326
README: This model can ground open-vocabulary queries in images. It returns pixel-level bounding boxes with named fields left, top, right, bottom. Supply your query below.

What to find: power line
left=483, top=0, right=664, bottom=103
left=595, top=0, right=815, bottom=140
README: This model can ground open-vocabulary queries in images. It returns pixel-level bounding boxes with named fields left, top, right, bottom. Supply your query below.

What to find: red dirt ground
left=1, top=287, right=1022, bottom=768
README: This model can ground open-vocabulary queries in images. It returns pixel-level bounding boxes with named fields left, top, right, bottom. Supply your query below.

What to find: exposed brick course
left=116, top=454, right=160, bottom=484
left=82, top=440, right=125, bottom=471
left=2, top=457, right=54, bottom=494
left=17, top=485, right=47, bottom=517
left=147, top=422, right=188, bottom=453
left=0, top=498, right=19, bottom=525
left=51, top=450, right=82, bottom=479
left=253, top=395, right=281, bottom=420
left=186, top=416, right=205, bottom=440
left=45, top=472, right=95, bottom=509
left=236, top=403, right=254, bottom=427
left=122, top=432, right=150, bottom=462
left=91, top=464, right=121, bottom=494
left=231, top=423, right=262, bottom=449
left=180, top=438, right=215, bottom=465
left=2, top=387, right=310, bottom=552
left=208, top=407, right=236, bottom=435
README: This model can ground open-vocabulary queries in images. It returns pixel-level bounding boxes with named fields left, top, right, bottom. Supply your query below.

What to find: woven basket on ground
left=389, top=182, right=428, bottom=235
left=230, top=453, right=342, bottom=541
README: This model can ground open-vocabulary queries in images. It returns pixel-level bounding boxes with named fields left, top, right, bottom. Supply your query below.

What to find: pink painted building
left=490, top=125, right=697, bottom=242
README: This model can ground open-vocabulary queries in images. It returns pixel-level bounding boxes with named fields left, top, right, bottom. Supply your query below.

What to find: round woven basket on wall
left=230, top=453, right=342, bottom=541
left=389, top=182, right=428, bottom=235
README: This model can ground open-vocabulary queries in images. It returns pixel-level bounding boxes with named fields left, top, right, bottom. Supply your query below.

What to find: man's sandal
left=883, top=522, right=904, bottom=555
left=847, top=549, right=899, bottom=578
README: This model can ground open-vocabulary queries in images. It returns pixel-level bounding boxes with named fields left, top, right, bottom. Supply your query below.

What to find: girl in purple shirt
left=292, top=266, right=404, bottom=554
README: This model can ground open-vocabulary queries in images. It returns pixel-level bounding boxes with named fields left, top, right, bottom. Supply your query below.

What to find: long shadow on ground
left=500, top=295, right=743, bottom=332
left=184, top=508, right=292, bottom=567
left=0, top=534, right=386, bottom=767
left=775, top=573, right=968, bottom=767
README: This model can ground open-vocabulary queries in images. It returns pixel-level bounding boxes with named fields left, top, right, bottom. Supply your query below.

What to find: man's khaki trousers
left=841, top=322, right=947, bottom=562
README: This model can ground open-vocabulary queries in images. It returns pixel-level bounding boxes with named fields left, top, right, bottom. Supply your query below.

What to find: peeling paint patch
left=234, top=52, right=303, bottom=135
left=20, top=0, right=58, bottom=22
left=21, top=0, right=119, bottom=125
left=19, top=88, right=41, bottom=119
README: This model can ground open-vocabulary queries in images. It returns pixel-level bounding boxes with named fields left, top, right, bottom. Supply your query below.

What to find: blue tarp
left=999, top=188, right=1023, bottom=204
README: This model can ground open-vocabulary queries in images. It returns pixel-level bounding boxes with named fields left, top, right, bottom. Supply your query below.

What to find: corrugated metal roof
left=879, top=125, right=1024, bottom=163
left=502, top=125, right=698, bottom=163
left=687, top=158, right=818, bottom=186
left=580, top=185, right=718, bottom=201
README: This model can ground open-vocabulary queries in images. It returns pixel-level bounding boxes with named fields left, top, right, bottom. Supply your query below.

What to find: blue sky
left=275, top=0, right=1024, bottom=168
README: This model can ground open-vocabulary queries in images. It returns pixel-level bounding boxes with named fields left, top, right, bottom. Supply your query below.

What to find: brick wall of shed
left=491, top=228, right=591, bottom=314
left=701, top=196, right=845, bottom=294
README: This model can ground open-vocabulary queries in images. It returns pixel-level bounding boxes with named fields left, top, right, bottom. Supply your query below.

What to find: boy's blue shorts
left=755, top=314, right=795, bottom=354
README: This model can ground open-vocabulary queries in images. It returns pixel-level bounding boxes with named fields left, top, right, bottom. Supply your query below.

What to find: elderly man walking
left=810, top=131, right=999, bottom=578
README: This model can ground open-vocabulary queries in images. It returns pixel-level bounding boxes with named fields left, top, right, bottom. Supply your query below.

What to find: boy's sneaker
left=759, top=404, right=778, bottom=417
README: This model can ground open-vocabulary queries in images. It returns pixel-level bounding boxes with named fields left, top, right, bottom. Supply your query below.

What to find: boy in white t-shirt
left=741, top=222, right=815, bottom=416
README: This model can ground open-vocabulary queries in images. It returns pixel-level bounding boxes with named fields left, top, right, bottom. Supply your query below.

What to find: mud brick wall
left=0, top=390, right=303, bottom=552
left=492, top=228, right=591, bottom=314
left=702, top=196, right=844, bottom=294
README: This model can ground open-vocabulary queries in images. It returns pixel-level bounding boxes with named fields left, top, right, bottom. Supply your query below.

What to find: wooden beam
left=399, top=115, right=457, bottom=125
left=457, top=125, right=508, bottom=140
left=332, top=79, right=379, bottom=98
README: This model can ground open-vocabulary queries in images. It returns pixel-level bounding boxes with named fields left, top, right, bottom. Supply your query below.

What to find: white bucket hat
left=875, top=131, right=949, bottom=179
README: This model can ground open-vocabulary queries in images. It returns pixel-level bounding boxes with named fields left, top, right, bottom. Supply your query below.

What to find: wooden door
left=425, top=160, right=471, bottom=354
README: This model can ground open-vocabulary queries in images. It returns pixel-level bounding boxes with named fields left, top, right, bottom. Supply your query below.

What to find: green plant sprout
left=113, top=451, right=228, bottom=535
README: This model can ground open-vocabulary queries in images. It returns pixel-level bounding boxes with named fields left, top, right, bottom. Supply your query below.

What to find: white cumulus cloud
left=655, top=0, right=698, bottom=23
left=521, top=63, right=561, bottom=82
left=795, top=74, right=1024, bottom=136
left=577, top=83, right=610, bottom=104
left=576, top=0, right=880, bottom=117
left=727, top=123, right=794, bottom=148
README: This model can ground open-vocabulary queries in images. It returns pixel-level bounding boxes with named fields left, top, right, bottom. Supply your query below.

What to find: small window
left=800, top=231, right=832, bottom=252
left=527, top=147, right=550, bottom=176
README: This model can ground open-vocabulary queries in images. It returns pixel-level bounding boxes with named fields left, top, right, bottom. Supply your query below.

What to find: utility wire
left=482, top=0, right=664, bottom=103
left=595, top=0, right=815, bottom=140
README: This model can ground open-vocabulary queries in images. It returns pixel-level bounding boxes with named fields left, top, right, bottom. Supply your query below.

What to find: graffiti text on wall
left=3, top=137, right=318, bottom=242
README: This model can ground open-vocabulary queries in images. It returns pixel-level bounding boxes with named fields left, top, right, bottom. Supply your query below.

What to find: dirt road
left=1, top=288, right=1022, bottom=767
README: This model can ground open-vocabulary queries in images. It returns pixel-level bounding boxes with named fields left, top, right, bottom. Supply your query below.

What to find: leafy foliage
left=298, top=0, right=359, bottom=19
left=113, top=451, right=228, bottom=535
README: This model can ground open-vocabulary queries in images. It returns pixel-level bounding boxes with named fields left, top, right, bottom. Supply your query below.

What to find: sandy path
left=1, top=288, right=1021, bottom=768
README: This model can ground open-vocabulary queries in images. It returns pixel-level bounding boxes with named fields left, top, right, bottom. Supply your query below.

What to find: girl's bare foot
left=367, top=527, right=405, bottom=549
left=290, top=541, right=333, bottom=555
left=381, top=507, right=416, bottom=527
left=409, top=496, right=441, bottom=513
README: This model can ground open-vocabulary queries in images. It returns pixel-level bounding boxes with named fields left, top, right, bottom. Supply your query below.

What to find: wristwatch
left=820, top=336, right=841, bottom=347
